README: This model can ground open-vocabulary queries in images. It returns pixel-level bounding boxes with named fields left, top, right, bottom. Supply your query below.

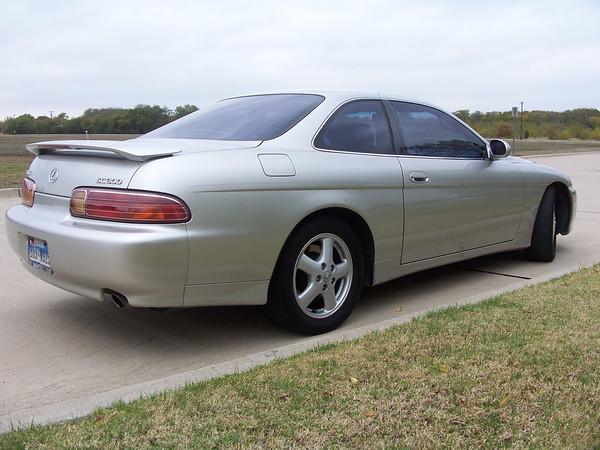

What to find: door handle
left=409, top=171, right=430, bottom=183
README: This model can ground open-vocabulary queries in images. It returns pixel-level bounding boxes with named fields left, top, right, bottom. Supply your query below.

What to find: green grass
left=0, top=155, right=33, bottom=189
left=2, top=266, right=600, bottom=448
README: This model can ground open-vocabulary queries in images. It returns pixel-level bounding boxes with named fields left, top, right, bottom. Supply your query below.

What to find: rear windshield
left=143, top=94, right=325, bottom=141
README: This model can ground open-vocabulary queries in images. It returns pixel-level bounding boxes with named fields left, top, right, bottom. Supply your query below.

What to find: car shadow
left=34, top=249, right=538, bottom=369
left=45, top=253, right=515, bottom=342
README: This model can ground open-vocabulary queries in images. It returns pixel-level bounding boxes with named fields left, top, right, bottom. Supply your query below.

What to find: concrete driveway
left=1, top=153, right=599, bottom=431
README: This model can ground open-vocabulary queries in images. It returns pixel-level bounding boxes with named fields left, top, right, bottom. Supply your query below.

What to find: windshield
left=143, top=94, right=325, bottom=141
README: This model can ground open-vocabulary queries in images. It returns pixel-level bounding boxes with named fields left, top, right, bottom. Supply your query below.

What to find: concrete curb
left=2, top=255, right=599, bottom=433
left=0, top=188, right=19, bottom=199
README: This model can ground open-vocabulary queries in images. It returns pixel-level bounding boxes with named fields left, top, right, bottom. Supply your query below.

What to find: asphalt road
left=1, top=153, right=599, bottom=431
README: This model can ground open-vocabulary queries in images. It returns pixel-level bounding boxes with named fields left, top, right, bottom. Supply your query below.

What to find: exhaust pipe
left=103, top=289, right=129, bottom=309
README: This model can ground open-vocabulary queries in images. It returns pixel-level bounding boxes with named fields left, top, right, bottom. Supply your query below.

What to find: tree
left=547, top=125, right=560, bottom=140
left=173, top=104, right=198, bottom=120
left=496, top=122, right=512, bottom=138
left=453, top=109, right=470, bottom=122
left=5, top=105, right=598, bottom=139
left=32, top=116, right=52, bottom=133
left=5, top=114, right=35, bottom=134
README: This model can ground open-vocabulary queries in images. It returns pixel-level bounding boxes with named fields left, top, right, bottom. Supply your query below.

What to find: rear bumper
left=5, top=193, right=189, bottom=307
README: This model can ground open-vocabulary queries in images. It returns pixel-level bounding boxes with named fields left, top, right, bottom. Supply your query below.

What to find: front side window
left=390, top=102, right=486, bottom=158
left=143, top=94, right=325, bottom=141
left=314, top=100, right=394, bottom=154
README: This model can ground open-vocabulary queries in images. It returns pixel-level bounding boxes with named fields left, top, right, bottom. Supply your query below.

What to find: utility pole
left=49, top=110, right=54, bottom=119
left=520, top=101, right=524, bottom=139
left=512, top=106, right=518, bottom=152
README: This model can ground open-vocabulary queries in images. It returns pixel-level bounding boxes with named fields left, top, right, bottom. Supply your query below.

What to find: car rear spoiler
left=25, top=140, right=181, bottom=162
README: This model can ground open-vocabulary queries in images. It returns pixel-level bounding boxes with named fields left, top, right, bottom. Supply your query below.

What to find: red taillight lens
left=70, top=188, right=191, bottom=223
left=21, top=178, right=36, bottom=207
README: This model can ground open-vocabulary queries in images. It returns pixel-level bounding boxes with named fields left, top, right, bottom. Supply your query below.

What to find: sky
left=1, top=0, right=599, bottom=119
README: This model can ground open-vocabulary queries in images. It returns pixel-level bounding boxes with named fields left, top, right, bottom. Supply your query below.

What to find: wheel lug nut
left=331, top=278, right=335, bottom=283
left=316, top=275, right=322, bottom=282
left=330, top=265, right=335, bottom=271
left=322, top=284, right=328, bottom=291
left=321, top=263, right=327, bottom=270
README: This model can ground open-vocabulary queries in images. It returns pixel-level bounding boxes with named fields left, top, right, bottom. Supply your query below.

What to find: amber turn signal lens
left=21, top=178, right=35, bottom=207
left=70, top=189, right=87, bottom=216
left=70, top=188, right=191, bottom=223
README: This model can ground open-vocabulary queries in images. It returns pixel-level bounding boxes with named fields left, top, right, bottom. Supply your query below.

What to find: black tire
left=525, top=187, right=557, bottom=262
left=267, top=217, right=364, bottom=334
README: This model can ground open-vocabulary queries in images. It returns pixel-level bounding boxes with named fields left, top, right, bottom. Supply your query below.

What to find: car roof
left=224, top=90, right=443, bottom=111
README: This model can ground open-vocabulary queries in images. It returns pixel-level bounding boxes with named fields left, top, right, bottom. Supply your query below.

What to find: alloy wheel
left=293, top=233, right=353, bottom=319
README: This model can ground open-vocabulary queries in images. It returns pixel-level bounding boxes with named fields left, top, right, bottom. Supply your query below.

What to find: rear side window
left=390, top=102, right=486, bottom=158
left=314, top=100, right=394, bottom=154
left=143, top=94, right=325, bottom=141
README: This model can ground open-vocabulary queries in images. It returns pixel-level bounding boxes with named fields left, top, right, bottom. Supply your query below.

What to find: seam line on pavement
left=456, top=266, right=532, bottom=280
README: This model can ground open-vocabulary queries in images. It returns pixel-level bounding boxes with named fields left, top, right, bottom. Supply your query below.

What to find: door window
left=315, top=100, right=394, bottom=155
left=390, top=102, right=486, bottom=158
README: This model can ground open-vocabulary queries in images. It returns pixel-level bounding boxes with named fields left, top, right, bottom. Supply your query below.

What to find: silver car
left=5, top=92, right=576, bottom=334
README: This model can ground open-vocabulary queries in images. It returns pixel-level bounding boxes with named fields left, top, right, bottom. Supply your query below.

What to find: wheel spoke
left=297, top=254, right=321, bottom=277
left=297, top=282, right=321, bottom=309
left=320, top=237, right=334, bottom=264
left=335, top=260, right=351, bottom=279
left=322, top=287, right=337, bottom=311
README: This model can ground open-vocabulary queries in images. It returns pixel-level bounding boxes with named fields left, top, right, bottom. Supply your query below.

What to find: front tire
left=525, top=187, right=557, bottom=262
left=267, top=217, right=364, bottom=334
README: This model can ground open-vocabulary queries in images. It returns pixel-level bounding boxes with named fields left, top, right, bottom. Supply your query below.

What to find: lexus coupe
left=6, top=92, right=576, bottom=333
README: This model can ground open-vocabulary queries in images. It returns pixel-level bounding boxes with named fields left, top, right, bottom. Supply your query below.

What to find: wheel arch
left=547, top=181, right=572, bottom=235
left=271, top=207, right=375, bottom=288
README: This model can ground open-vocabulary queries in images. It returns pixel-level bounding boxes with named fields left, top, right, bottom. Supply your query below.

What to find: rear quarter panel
left=128, top=147, right=405, bottom=286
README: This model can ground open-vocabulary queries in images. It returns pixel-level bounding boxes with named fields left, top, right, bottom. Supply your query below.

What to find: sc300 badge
left=96, top=177, right=123, bottom=185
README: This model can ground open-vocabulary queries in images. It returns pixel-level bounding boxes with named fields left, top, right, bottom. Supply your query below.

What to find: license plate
left=27, top=237, right=52, bottom=272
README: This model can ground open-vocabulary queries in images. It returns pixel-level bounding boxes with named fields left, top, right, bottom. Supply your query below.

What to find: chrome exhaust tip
left=103, top=289, right=129, bottom=309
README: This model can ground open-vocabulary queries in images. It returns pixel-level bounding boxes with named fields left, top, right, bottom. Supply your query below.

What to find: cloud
left=1, top=0, right=599, bottom=118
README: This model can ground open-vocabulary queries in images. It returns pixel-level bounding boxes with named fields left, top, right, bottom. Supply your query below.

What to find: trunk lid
left=25, top=138, right=261, bottom=197
left=28, top=154, right=145, bottom=198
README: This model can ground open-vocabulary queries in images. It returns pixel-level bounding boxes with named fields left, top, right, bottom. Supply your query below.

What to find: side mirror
left=488, top=139, right=511, bottom=159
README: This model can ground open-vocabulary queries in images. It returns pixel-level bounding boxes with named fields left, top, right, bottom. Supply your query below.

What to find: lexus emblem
left=49, top=168, right=59, bottom=183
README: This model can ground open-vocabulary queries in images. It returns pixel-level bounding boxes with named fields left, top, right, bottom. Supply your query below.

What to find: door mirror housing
left=488, top=139, right=511, bottom=159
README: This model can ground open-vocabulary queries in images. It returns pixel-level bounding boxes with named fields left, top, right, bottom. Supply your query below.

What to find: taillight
left=21, top=178, right=36, bottom=207
left=70, top=188, right=191, bottom=223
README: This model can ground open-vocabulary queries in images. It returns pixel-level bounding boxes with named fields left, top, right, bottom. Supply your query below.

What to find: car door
left=387, top=101, right=524, bottom=264
left=313, top=98, right=406, bottom=271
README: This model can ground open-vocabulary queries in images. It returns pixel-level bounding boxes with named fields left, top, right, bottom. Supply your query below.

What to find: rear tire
left=525, top=187, right=557, bottom=262
left=267, top=217, right=364, bottom=334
